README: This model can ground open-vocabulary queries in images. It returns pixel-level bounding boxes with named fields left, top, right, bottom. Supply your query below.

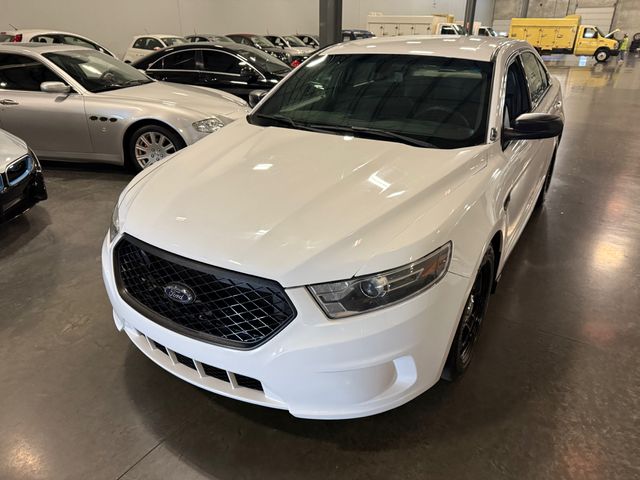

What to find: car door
left=200, top=49, right=257, bottom=98
left=147, top=49, right=199, bottom=85
left=500, top=54, right=539, bottom=250
left=0, top=53, right=92, bottom=158
left=575, top=26, right=599, bottom=56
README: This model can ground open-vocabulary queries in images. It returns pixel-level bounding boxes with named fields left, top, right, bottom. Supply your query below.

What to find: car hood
left=0, top=129, right=28, bottom=171
left=119, top=119, right=487, bottom=286
left=97, top=81, right=248, bottom=118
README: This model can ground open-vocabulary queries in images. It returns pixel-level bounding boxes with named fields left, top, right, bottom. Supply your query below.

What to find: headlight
left=192, top=117, right=225, bottom=133
left=109, top=206, right=120, bottom=243
left=308, top=242, right=452, bottom=319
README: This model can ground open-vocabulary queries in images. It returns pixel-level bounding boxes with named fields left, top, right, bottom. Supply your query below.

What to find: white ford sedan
left=102, top=36, right=564, bottom=419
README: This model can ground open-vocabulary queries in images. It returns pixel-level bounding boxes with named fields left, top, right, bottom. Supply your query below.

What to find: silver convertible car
left=0, top=44, right=249, bottom=170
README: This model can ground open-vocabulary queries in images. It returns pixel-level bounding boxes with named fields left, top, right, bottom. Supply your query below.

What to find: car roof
left=133, top=34, right=184, bottom=39
left=149, top=42, right=252, bottom=53
left=1, top=29, right=67, bottom=35
left=0, top=43, right=92, bottom=54
left=324, top=35, right=518, bottom=62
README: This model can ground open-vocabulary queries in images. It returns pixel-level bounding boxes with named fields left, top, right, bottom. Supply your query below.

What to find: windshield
left=595, top=27, right=607, bottom=38
left=44, top=50, right=152, bottom=93
left=236, top=47, right=291, bottom=74
left=250, top=54, right=492, bottom=149
left=284, top=35, right=307, bottom=47
left=454, top=25, right=466, bottom=35
left=0, top=34, right=15, bottom=42
left=251, top=36, right=275, bottom=48
left=162, top=37, right=186, bottom=46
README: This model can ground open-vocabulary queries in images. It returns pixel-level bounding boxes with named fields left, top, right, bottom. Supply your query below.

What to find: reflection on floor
left=0, top=54, right=639, bottom=480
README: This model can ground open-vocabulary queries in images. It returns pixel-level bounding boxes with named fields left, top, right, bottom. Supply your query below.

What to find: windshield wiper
left=306, top=124, right=438, bottom=148
left=251, top=115, right=437, bottom=148
left=122, top=79, right=151, bottom=86
left=250, top=114, right=328, bottom=134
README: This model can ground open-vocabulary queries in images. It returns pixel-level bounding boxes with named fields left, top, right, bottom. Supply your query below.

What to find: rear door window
left=202, top=51, right=241, bottom=74
left=160, top=50, right=197, bottom=70
left=133, top=37, right=150, bottom=49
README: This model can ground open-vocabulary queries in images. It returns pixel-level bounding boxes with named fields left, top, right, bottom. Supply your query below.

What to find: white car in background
left=0, top=29, right=116, bottom=57
left=103, top=36, right=564, bottom=419
left=123, top=34, right=187, bottom=63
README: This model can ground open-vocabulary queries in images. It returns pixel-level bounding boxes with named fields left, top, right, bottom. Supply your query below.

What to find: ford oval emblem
left=163, top=283, right=196, bottom=305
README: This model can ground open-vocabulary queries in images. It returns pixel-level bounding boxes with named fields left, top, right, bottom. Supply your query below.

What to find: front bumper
left=102, top=235, right=471, bottom=419
left=0, top=159, right=47, bottom=223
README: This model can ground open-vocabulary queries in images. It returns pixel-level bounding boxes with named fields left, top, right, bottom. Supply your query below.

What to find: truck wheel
left=595, top=48, right=610, bottom=62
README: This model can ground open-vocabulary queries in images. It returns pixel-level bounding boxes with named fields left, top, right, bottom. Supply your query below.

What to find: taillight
left=291, top=59, right=301, bottom=68
left=12, top=34, right=23, bottom=42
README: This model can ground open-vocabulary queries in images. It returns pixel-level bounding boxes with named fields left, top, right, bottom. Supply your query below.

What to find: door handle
left=0, top=99, right=19, bottom=105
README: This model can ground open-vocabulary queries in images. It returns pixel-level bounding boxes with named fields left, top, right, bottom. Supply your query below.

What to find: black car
left=226, top=34, right=291, bottom=64
left=132, top=43, right=291, bottom=101
left=0, top=130, right=47, bottom=223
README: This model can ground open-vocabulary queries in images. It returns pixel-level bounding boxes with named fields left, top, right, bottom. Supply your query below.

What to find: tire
left=535, top=147, right=557, bottom=209
left=442, top=246, right=495, bottom=381
left=595, top=48, right=610, bottom=62
left=126, top=124, right=185, bottom=172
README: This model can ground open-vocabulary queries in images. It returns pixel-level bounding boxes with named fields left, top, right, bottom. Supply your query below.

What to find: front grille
left=115, top=235, right=296, bottom=349
left=6, top=155, right=33, bottom=186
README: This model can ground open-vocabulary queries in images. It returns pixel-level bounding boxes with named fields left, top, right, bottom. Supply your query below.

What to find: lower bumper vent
left=145, top=334, right=263, bottom=392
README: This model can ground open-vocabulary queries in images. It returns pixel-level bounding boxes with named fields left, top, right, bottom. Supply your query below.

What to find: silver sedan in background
left=0, top=44, right=249, bottom=170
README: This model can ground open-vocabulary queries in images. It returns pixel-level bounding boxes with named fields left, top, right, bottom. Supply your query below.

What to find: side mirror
left=502, top=113, right=563, bottom=141
left=248, top=89, right=268, bottom=108
left=40, top=81, right=71, bottom=94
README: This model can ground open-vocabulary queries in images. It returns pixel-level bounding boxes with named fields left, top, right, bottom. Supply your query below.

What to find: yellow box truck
left=509, top=15, right=619, bottom=62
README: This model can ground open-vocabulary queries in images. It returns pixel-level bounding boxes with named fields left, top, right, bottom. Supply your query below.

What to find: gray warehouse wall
left=493, top=0, right=640, bottom=36
left=0, top=0, right=496, bottom=59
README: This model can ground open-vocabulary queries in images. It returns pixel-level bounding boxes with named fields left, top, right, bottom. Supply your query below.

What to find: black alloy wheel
left=442, top=246, right=495, bottom=381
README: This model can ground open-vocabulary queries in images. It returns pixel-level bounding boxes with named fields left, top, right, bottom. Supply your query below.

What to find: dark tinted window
left=254, top=54, right=493, bottom=149
left=203, top=51, right=241, bottom=73
left=0, top=53, right=64, bottom=91
left=161, top=50, right=197, bottom=70
left=520, top=52, right=548, bottom=104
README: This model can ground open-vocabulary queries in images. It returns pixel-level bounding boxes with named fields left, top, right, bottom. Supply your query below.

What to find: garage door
left=575, top=6, right=616, bottom=34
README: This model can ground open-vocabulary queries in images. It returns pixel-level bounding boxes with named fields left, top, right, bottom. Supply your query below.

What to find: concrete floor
left=1, top=55, right=639, bottom=480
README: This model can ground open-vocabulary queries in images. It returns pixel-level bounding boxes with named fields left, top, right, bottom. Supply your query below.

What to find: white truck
left=367, top=13, right=464, bottom=37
